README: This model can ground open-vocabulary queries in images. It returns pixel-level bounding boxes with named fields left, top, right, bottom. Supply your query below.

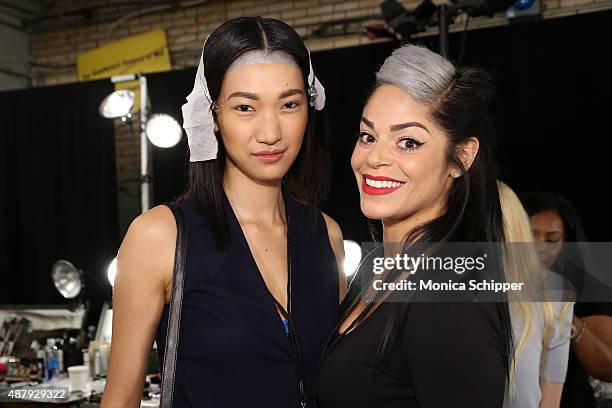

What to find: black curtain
left=151, top=11, right=611, bottom=242
left=314, top=10, right=612, bottom=242
left=0, top=79, right=119, bottom=325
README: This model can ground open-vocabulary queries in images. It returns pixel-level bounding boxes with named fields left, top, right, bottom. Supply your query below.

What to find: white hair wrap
left=181, top=39, right=326, bottom=162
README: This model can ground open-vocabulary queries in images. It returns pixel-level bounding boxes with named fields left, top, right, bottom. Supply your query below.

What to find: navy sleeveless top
left=156, top=190, right=339, bottom=407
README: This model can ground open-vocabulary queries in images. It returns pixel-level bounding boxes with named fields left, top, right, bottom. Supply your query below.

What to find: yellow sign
left=77, top=29, right=171, bottom=81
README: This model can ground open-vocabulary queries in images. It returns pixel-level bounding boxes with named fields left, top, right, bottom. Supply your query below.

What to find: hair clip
left=211, top=102, right=219, bottom=114
left=308, top=85, right=318, bottom=105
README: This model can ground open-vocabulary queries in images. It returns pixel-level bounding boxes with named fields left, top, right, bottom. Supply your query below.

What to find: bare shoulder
left=321, top=212, right=343, bottom=246
left=117, top=205, right=176, bottom=296
left=125, top=205, right=176, bottom=242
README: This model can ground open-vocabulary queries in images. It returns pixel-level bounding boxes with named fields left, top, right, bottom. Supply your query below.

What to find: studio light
left=100, top=74, right=151, bottom=212
left=507, top=0, right=541, bottom=19
left=107, top=257, right=117, bottom=288
left=380, top=0, right=516, bottom=56
left=343, top=240, right=363, bottom=277
left=453, top=0, right=517, bottom=17
left=145, top=114, right=183, bottom=148
left=380, top=0, right=436, bottom=39
left=51, top=260, right=83, bottom=299
left=98, top=89, right=135, bottom=119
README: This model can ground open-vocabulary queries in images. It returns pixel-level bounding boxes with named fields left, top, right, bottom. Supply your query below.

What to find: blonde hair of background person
left=499, top=181, right=573, bottom=408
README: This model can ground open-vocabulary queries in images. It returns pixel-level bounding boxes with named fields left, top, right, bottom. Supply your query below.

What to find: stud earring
left=452, top=171, right=463, bottom=179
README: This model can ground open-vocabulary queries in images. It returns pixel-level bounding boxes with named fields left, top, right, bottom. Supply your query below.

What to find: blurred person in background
left=521, top=191, right=612, bottom=407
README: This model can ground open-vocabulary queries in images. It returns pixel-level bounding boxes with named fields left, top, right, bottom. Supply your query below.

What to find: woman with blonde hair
left=498, top=181, right=573, bottom=408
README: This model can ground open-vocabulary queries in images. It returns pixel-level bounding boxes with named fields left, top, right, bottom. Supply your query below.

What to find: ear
left=450, top=137, right=479, bottom=178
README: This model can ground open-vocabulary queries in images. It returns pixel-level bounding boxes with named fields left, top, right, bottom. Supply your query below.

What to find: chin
left=254, top=167, right=290, bottom=184
left=360, top=199, right=397, bottom=221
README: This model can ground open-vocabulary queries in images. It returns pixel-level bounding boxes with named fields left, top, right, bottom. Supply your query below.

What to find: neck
left=382, top=201, right=446, bottom=245
left=223, top=163, right=284, bottom=225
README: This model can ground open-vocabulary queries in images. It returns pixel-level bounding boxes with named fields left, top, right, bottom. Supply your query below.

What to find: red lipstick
left=361, top=173, right=405, bottom=195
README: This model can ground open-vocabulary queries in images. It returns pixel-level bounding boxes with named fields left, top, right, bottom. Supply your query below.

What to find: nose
left=255, top=110, right=282, bottom=145
left=533, top=236, right=547, bottom=258
left=365, top=139, right=392, bottom=168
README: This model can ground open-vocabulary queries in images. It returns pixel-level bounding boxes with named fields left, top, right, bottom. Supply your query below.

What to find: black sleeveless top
left=156, top=190, right=339, bottom=407
left=316, top=248, right=507, bottom=407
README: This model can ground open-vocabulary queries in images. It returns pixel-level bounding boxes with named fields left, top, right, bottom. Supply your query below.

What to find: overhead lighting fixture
left=365, top=22, right=396, bottom=40
left=380, top=0, right=516, bottom=57
left=146, top=114, right=183, bottom=148
left=98, top=89, right=135, bottom=119
left=448, top=0, right=517, bottom=17
left=507, top=0, right=541, bottom=19
left=380, top=0, right=437, bottom=39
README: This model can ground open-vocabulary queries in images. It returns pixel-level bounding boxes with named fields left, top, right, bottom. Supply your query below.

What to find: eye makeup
left=395, top=136, right=425, bottom=152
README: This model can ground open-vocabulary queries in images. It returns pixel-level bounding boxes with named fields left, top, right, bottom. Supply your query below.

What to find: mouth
left=361, top=173, right=405, bottom=195
left=253, top=148, right=287, bottom=163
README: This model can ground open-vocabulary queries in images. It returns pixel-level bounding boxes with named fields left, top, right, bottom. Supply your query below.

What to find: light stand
left=438, top=4, right=450, bottom=57
left=107, top=73, right=150, bottom=213
left=101, top=75, right=182, bottom=214
left=138, top=75, right=150, bottom=212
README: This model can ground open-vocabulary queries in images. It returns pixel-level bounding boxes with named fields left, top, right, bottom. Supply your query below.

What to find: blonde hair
left=497, top=181, right=573, bottom=396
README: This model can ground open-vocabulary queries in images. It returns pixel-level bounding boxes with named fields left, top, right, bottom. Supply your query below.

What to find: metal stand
left=439, top=5, right=450, bottom=58
left=110, top=73, right=150, bottom=214
left=139, top=75, right=150, bottom=213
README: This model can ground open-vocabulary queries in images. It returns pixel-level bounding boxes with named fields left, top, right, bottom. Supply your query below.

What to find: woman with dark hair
left=316, top=44, right=513, bottom=407
left=102, top=17, right=346, bottom=407
left=520, top=192, right=612, bottom=408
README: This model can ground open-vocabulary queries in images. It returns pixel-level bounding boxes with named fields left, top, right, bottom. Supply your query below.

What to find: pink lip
left=253, top=149, right=286, bottom=163
left=361, top=173, right=404, bottom=196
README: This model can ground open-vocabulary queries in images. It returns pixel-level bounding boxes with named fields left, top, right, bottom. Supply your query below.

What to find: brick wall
left=29, top=0, right=612, bottom=87
left=27, top=0, right=612, bottom=232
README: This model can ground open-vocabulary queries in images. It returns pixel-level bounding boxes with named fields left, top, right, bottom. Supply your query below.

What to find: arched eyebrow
left=390, top=121, right=430, bottom=133
left=361, top=116, right=375, bottom=129
left=228, top=89, right=304, bottom=101
left=361, top=116, right=431, bottom=134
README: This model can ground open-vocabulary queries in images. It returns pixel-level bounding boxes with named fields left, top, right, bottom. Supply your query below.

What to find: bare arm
left=572, top=315, right=612, bottom=381
left=539, top=378, right=563, bottom=408
left=539, top=302, right=572, bottom=408
left=101, top=206, right=175, bottom=408
left=322, top=213, right=348, bottom=302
